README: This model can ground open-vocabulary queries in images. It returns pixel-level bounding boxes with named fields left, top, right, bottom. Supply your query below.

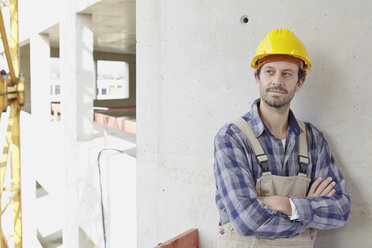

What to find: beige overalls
left=215, top=118, right=317, bottom=248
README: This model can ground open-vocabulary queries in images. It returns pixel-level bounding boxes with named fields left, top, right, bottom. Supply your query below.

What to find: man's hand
left=307, top=177, right=336, bottom=197
left=258, top=196, right=292, bottom=216
left=258, top=177, right=336, bottom=216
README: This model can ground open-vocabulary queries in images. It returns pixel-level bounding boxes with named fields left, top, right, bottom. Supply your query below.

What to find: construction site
left=0, top=0, right=371, bottom=247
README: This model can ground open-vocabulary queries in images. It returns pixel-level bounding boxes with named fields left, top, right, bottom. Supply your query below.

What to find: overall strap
left=233, top=118, right=268, bottom=170
left=233, top=118, right=310, bottom=174
left=297, top=119, right=310, bottom=173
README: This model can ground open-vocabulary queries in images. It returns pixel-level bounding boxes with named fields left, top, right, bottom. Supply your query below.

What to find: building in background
left=0, top=0, right=136, bottom=247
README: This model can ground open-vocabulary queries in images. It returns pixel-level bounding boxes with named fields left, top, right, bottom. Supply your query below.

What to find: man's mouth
left=267, top=87, right=287, bottom=94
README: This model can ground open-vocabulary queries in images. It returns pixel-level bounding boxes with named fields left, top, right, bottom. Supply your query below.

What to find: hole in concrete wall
left=50, top=57, right=61, bottom=122
left=240, top=15, right=249, bottom=24
left=36, top=180, right=49, bottom=198
left=37, top=229, right=62, bottom=247
left=79, top=227, right=98, bottom=248
left=96, top=60, right=129, bottom=100
left=93, top=51, right=136, bottom=109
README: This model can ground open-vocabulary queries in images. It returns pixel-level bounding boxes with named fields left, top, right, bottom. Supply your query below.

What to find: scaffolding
left=0, top=0, right=24, bottom=247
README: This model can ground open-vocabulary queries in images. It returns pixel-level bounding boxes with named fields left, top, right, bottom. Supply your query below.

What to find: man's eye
left=266, top=70, right=273, bottom=75
left=283, top=72, right=292, bottom=77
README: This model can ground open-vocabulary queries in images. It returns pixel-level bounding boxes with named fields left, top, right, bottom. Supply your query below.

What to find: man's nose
left=272, top=73, right=283, bottom=86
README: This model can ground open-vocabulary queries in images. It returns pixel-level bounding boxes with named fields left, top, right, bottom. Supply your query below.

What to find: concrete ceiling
left=47, top=0, right=136, bottom=54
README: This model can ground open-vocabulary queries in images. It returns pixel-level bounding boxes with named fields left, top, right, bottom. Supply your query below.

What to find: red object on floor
left=155, top=228, right=198, bottom=248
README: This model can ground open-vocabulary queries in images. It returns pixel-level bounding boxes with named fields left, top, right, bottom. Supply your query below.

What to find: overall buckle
left=298, top=155, right=310, bottom=174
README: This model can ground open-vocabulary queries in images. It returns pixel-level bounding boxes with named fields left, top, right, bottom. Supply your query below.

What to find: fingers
left=314, top=177, right=333, bottom=196
left=326, top=189, right=336, bottom=197
left=307, top=177, right=323, bottom=197
left=321, top=180, right=336, bottom=196
left=307, top=177, right=336, bottom=197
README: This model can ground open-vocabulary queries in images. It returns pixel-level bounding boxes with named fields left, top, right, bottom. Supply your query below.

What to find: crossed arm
left=214, top=124, right=351, bottom=237
left=259, top=177, right=336, bottom=216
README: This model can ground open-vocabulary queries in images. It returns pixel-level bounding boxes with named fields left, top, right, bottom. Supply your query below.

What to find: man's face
left=255, top=61, right=305, bottom=109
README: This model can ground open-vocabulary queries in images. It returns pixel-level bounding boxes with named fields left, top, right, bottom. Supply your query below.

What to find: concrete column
left=75, top=14, right=94, bottom=140
left=137, top=1, right=160, bottom=247
left=60, top=1, right=94, bottom=246
left=23, top=34, right=51, bottom=247
left=60, top=13, right=94, bottom=141
left=30, top=34, right=50, bottom=122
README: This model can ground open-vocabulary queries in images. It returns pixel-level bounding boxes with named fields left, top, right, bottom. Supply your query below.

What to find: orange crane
left=0, top=0, right=24, bottom=247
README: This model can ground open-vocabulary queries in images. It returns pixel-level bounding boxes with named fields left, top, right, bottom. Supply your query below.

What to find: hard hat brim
left=251, top=53, right=312, bottom=71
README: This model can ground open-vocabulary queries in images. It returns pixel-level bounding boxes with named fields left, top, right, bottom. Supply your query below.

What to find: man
left=213, top=28, right=351, bottom=247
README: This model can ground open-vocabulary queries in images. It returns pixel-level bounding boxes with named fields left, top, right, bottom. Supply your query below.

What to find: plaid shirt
left=214, top=99, right=351, bottom=238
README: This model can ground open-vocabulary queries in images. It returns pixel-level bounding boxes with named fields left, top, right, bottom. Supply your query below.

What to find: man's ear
left=296, top=76, right=306, bottom=92
left=255, top=73, right=261, bottom=89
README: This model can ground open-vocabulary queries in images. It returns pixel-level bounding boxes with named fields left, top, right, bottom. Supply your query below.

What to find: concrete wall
left=137, top=1, right=372, bottom=247
left=19, top=0, right=60, bottom=42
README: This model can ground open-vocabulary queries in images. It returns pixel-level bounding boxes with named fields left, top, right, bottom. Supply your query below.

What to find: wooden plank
left=155, top=229, right=198, bottom=248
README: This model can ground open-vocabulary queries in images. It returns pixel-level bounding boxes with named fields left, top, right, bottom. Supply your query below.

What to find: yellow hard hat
left=250, top=28, right=312, bottom=71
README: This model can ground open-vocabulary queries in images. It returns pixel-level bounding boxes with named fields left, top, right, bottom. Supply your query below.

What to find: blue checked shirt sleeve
left=290, top=124, right=351, bottom=229
left=214, top=125, right=306, bottom=238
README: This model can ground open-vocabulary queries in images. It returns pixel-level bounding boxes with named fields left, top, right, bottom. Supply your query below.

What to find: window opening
left=96, top=60, right=129, bottom=100
left=50, top=57, right=61, bottom=121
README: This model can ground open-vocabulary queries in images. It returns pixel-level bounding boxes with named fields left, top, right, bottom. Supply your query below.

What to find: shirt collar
left=243, top=98, right=302, bottom=138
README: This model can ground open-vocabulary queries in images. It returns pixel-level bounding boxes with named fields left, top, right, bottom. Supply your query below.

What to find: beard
left=261, top=86, right=295, bottom=109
